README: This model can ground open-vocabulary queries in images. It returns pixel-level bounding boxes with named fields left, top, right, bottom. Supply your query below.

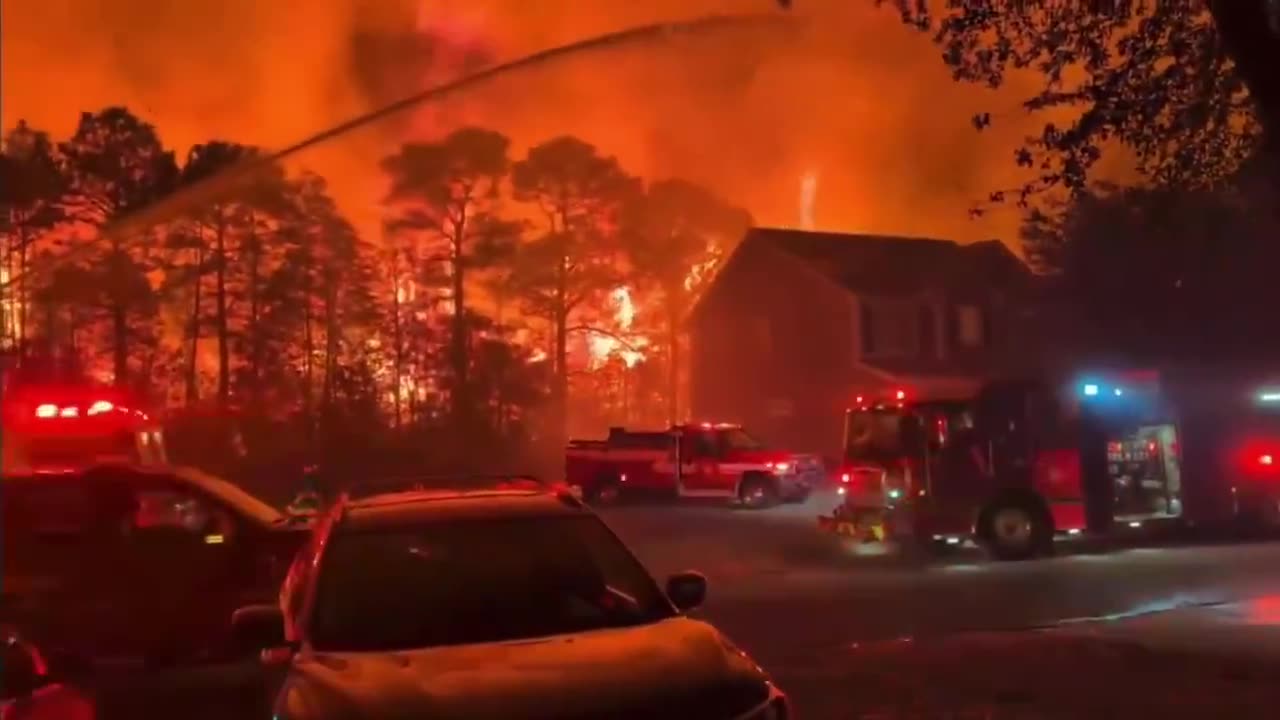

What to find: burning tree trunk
left=214, top=210, right=231, bottom=407
left=17, top=228, right=29, bottom=347
left=245, top=223, right=264, bottom=406
left=300, top=238, right=315, bottom=444
left=665, top=298, right=681, bottom=423
left=185, top=240, right=203, bottom=404
left=391, top=266, right=404, bottom=429
left=449, top=213, right=470, bottom=432
left=552, top=251, right=571, bottom=435
left=322, top=264, right=339, bottom=413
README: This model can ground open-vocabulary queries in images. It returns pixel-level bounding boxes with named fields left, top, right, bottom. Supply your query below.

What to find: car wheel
left=738, top=474, right=779, bottom=509
left=586, top=475, right=621, bottom=506
left=982, top=499, right=1051, bottom=561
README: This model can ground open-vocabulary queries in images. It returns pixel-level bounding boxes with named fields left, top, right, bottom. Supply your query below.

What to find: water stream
left=3, top=11, right=796, bottom=291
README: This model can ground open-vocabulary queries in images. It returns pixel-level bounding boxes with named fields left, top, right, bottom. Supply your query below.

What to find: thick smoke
left=1, top=0, right=1112, bottom=248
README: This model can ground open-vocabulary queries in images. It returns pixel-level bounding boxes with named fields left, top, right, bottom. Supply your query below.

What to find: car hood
left=279, top=617, right=772, bottom=720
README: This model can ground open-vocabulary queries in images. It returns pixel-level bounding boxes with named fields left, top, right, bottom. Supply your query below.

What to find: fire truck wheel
left=980, top=497, right=1052, bottom=561
left=586, top=475, right=622, bottom=506
left=738, top=473, right=779, bottom=509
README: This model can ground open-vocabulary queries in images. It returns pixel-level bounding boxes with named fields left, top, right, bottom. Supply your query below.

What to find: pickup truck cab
left=2, top=464, right=307, bottom=667
left=565, top=423, right=821, bottom=508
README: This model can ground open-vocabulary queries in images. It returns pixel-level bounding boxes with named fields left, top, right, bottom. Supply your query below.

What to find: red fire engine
left=565, top=423, right=822, bottom=508
left=1, top=383, right=166, bottom=475
left=820, top=370, right=1280, bottom=560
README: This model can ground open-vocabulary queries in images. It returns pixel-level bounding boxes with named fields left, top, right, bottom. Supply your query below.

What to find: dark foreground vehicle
left=233, top=479, right=789, bottom=719
left=2, top=464, right=308, bottom=667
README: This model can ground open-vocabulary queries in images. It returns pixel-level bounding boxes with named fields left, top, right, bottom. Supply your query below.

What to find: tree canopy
left=836, top=1, right=1280, bottom=203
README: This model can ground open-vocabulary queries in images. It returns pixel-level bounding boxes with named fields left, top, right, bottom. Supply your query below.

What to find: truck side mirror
left=231, top=604, right=287, bottom=655
left=666, top=571, right=707, bottom=612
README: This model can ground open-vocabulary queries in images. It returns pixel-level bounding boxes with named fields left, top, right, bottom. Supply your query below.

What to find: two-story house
left=688, top=227, right=1034, bottom=459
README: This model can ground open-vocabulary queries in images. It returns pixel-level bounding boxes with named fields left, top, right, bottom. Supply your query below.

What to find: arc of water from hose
left=1, top=11, right=795, bottom=294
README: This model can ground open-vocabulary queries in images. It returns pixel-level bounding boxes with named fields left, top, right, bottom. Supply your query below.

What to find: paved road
left=599, top=488, right=1280, bottom=717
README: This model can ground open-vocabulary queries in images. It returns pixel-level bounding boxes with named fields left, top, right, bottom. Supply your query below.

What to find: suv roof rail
left=348, top=474, right=554, bottom=499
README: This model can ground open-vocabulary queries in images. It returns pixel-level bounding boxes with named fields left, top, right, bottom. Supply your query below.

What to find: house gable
left=687, top=229, right=855, bottom=328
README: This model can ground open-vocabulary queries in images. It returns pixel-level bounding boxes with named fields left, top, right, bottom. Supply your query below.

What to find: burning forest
left=0, top=108, right=749, bottom=481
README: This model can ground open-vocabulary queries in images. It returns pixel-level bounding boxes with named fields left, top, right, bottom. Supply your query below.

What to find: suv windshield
left=310, top=514, right=674, bottom=652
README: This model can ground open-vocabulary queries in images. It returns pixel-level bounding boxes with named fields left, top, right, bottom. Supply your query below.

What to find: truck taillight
left=31, top=399, right=119, bottom=419
left=87, top=400, right=114, bottom=416
left=1260, top=454, right=1274, bottom=467
left=840, top=473, right=850, bottom=483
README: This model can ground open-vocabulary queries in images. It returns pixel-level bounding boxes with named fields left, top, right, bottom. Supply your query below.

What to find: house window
left=861, top=300, right=916, bottom=357
left=919, top=305, right=937, bottom=358
left=955, top=305, right=986, bottom=348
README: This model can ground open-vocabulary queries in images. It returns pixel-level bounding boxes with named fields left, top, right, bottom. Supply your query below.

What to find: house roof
left=742, top=227, right=1030, bottom=295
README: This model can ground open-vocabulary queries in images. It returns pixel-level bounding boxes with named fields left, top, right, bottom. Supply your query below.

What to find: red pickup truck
left=565, top=423, right=821, bottom=508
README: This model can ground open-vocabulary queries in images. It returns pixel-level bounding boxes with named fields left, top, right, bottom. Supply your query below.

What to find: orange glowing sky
left=1, top=0, right=1135, bottom=254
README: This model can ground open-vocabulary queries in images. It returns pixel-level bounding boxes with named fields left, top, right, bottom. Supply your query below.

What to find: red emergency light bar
left=850, top=388, right=908, bottom=411
left=30, top=400, right=145, bottom=421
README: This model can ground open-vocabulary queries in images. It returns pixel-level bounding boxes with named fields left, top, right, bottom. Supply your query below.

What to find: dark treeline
left=1020, top=159, right=1280, bottom=368
left=0, top=108, right=750, bottom=492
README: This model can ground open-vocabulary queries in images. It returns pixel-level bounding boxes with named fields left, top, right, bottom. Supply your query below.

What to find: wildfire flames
left=587, top=287, right=646, bottom=370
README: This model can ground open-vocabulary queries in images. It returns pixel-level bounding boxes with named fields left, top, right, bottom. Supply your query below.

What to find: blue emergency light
left=1079, top=381, right=1126, bottom=400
